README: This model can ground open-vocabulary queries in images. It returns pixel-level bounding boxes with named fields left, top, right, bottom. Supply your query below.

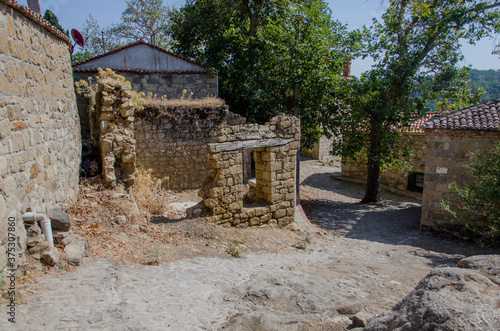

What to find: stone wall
left=90, top=82, right=136, bottom=187
left=0, top=1, right=81, bottom=266
left=135, top=105, right=245, bottom=190
left=73, top=71, right=218, bottom=137
left=341, top=133, right=426, bottom=192
left=302, top=136, right=340, bottom=165
left=421, top=129, right=500, bottom=232
left=199, top=115, right=300, bottom=228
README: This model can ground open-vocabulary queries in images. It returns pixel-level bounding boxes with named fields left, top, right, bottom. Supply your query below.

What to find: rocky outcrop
left=365, top=255, right=500, bottom=331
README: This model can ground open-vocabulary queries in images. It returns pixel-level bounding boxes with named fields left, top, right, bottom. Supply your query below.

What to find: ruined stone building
left=73, top=39, right=218, bottom=136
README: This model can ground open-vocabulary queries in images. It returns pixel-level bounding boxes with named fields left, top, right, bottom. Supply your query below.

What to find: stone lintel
left=208, top=138, right=294, bottom=153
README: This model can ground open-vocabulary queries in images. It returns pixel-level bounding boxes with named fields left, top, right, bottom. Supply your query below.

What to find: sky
left=26, top=0, right=500, bottom=76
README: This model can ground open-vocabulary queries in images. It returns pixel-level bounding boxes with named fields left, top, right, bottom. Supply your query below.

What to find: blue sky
left=29, top=0, right=500, bottom=76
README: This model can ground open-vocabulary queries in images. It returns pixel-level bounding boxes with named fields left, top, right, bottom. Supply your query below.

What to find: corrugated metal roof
left=72, top=39, right=208, bottom=70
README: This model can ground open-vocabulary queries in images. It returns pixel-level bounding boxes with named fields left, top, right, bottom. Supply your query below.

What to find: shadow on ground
left=300, top=171, right=498, bottom=262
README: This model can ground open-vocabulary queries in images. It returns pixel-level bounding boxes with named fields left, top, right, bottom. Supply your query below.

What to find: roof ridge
left=72, top=40, right=208, bottom=69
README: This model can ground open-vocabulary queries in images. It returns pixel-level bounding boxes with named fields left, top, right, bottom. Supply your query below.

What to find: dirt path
left=2, top=158, right=497, bottom=330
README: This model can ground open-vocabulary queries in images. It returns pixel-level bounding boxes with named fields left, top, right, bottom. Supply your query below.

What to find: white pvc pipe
left=22, top=212, right=54, bottom=247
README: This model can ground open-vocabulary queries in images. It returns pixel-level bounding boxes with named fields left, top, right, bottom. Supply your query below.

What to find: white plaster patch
left=436, top=167, right=448, bottom=174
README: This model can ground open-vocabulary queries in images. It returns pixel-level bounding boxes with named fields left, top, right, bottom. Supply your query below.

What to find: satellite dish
left=71, top=29, right=85, bottom=47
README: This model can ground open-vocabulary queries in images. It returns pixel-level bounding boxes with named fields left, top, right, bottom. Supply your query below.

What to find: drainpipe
left=22, top=212, right=54, bottom=247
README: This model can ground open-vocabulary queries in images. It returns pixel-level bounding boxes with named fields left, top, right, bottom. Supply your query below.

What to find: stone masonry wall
left=302, top=136, right=340, bottom=165
left=421, top=129, right=500, bottom=232
left=0, top=2, right=81, bottom=267
left=135, top=105, right=245, bottom=190
left=200, top=115, right=300, bottom=228
left=341, top=133, right=426, bottom=192
left=90, top=82, right=136, bottom=187
left=73, top=71, right=218, bottom=138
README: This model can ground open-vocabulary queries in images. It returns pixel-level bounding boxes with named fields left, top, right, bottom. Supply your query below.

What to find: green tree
left=111, top=0, right=173, bottom=48
left=43, top=9, right=67, bottom=35
left=170, top=0, right=351, bottom=143
left=75, top=15, right=119, bottom=62
left=324, top=0, right=500, bottom=203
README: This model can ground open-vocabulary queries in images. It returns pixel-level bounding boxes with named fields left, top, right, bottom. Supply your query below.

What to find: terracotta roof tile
left=72, top=39, right=208, bottom=70
left=423, top=99, right=500, bottom=131
left=406, top=112, right=442, bottom=133
left=1, top=0, right=71, bottom=45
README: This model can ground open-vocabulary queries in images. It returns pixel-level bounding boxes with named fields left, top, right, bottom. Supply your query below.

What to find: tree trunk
left=362, top=116, right=382, bottom=203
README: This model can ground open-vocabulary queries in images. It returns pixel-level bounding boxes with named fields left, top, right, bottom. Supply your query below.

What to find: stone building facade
left=421, top=101, right=500, bottom=232
left=73, top=40, right=218, bottom=137
left=135, top=104, right=245, bottom=190
left=200, top=115, right=300, bottom=228
left=301, top=136, right=339, bottom=165
left=0, top=1, right=81, bottom=266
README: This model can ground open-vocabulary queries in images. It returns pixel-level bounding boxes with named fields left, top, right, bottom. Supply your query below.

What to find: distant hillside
left=469, top=69, right=500, bottom=102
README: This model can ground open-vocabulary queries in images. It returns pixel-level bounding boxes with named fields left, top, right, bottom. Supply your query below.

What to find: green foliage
left=74, top=1, right=172, bottom=61
left=111, top=0, right=173, bottom=48
left=227, top=243, right=243, bottom=258
left=323, top=0, right=500, bottom=202
left=146, top=245, right=162, bottom=265
left=170, top=0, right=353, bottom=145
left=441, top=142, right=500, bottom=246
left=469, top=69, right=500, bottom=102
left=43, top=9, right=66, bottom=35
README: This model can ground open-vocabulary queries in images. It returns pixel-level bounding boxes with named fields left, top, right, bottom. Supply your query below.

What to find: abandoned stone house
left=421, top=99, right=500, bottom=232
left=72, top=39, right=218, bottom=136
left=0, top=0, right=81, bottom=267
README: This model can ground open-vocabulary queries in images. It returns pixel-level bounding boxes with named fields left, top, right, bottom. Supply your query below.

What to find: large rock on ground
left=365, top=265, right=500, bottom=331
left=457, top=254, right=500, bottom=285
left=64, top=241, right=87, bottom=266
left=47, top=209, right=72, bottom=231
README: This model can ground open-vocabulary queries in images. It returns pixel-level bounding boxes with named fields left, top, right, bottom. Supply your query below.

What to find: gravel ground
left=1, top=157, right=497, bottom=330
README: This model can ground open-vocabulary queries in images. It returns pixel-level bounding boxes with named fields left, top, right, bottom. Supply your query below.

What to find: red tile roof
left=423, top=100, right=500, bottom=131
left=1, top=0, right=71, bottom=45
left=406, top=112, right=442, bottom=133
left=72, top=39, right=208, bottom=71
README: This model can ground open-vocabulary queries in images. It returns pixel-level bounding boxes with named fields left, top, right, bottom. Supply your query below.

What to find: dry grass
left=144, top=93, right=225, bottom=108
left=130, top=168, right=170, bottom=215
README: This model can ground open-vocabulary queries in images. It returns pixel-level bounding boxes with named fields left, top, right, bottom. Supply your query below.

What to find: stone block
left=64, top=241, right=87, bottom=266
left=41, top=247, right=60, bottom=266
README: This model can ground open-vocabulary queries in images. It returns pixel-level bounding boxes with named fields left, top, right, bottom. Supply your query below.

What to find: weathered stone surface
left=350, top=312, right=375, bottom=328
left=29, top=241, right=50, bottom=254
left=41, top=247, right=60, bottom=266
left=113, top=215, right=127, bottom=225
left=335, top=301, right=364, bottom=316
left=64, top=241, right=87, bottom=266
left=0, top=5, right=81, bottom=265
left=47, top=208, right=72, bottom=231
left=457, top=254, right=500, bottom=284
left=365, top=267, right=500, bottom=331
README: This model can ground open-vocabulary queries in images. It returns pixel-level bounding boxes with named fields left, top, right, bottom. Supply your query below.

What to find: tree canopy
left=74, top=0, right=172, bottom=62
left=323, top=0, right=500, bottom=202
left=170, top=0, right=353, bottom=145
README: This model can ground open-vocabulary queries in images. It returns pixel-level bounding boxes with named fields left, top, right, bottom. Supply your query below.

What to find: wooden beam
left=209, top=138, right=294, bottom=153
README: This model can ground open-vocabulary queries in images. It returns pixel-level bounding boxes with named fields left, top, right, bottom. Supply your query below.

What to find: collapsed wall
left=134, top=104, right=245, bottom=189
left=200, top=115, right=300, bottom=228
left=0, top=1, right=81, bottom=265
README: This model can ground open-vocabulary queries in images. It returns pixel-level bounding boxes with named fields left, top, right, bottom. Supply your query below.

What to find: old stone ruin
left=88, top=81, right=301, bottom=228
left=200, top=116, right=300, bottom=228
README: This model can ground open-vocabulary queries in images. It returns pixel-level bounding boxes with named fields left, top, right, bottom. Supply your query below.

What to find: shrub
left=131, top=168, right=170, bottom=215
left=441, top=142, right=500, bottom=246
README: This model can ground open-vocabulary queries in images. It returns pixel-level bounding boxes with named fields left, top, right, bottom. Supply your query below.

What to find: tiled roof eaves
left=1, top=0, right=71, bottom=45
left=73, top=68, right=211, bottom=75
left=423, top=100, right=500, bottom=131
left=72, top=39, right=208, bottom=70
